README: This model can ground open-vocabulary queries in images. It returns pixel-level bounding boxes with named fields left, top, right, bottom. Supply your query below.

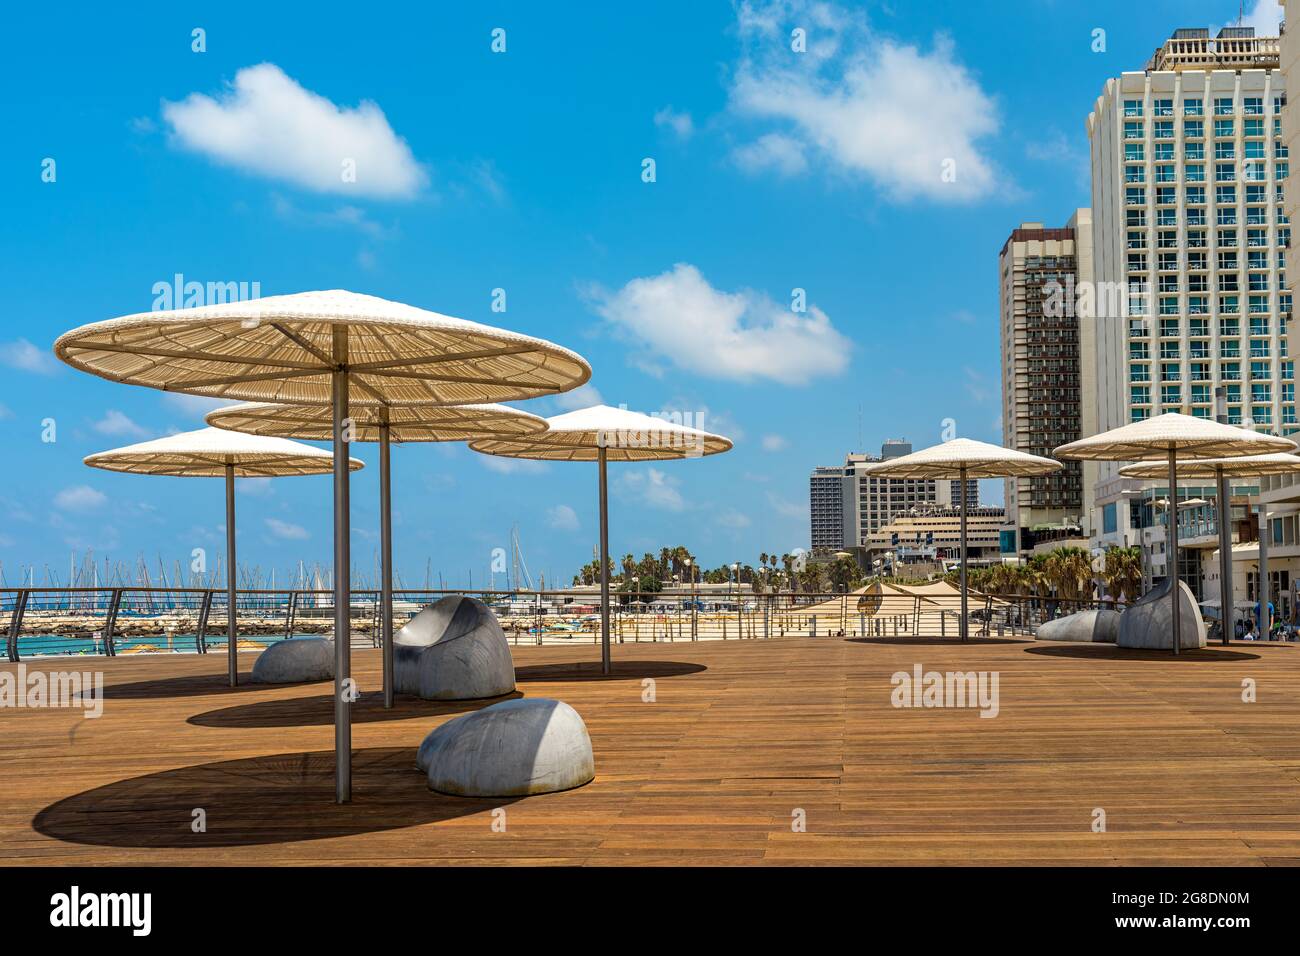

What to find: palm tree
left=1101, top=546, right=1142, bottom=606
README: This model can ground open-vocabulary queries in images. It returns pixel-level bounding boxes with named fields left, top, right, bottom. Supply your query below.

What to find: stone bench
left=250, top=637, right=334, bottom=684
left=394, top=596, right=515, bottom=700
left=417, top=698, right=595, bottom=797
left=1037, top=609, right=1120, bottom=643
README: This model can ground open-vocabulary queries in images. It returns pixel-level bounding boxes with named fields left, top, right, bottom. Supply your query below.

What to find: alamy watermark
left=0, top=664, right=104, bottom=718
left=595, top=405, right=710, bottom=457
left=890, top=663, right=1000, bottom=718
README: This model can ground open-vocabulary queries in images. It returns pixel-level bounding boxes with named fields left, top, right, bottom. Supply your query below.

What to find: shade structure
left=1056, top=413, right=1296, bottom=655
left=84, top=427, right=364, bottom=688
left=207, top=401, right=548, bottom=707
left=863, top=438, right=1062, bottom=642
left=56, top=289, right=590, bottom=804
left=1118, top=452, right=1300, bottom=645
left=469, top=405, right=733, bottom=673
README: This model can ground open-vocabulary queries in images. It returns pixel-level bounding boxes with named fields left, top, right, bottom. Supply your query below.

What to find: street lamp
left=684, top=557, right=697, bottom=640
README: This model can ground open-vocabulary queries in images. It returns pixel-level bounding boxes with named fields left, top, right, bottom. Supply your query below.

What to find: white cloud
left=587, top=263, right=850, bottom=385
left=479, top=455, right=547, bottom=475
left=1236, top=0, right=1283, bottom=35
left=163, top=394, right=233, bottom=419
left=162, top=63, right=426, bottom=199
left=553, top=383, right=605, bottom=412
left=760, top=434, right=788, bottom=452
left=54, top=486, right=107, bottom=512
left=730, top=1, right=1001, bottom=201
left=618, top=468, right=686, bottom=511
left=0, top=339, right=56, bottom=375
left=546, top=504, right=580, bottom=531
left=766, top=491, right=807, bottom=519
left=654, top=106, right=695, bottom=139
left=963, top=366, right=991, bottom=404
left=265, top=517, right=310, bottom=540
left=92, top=409, right=148, bottom=438
left=733, top=132, right=807, bottom=176
left=237, top=477, right=275, bottom=497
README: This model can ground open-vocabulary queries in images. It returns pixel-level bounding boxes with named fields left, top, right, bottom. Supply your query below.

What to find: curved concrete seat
left=250, top=637, right=334, bottom=684
left=417, top=698, right=595, bottom=797
left=1037, top=609, right=1120, bottom=643
left=1118, top=578, right=1207, bottom=650
left=394, top=596, right=515, bottom=700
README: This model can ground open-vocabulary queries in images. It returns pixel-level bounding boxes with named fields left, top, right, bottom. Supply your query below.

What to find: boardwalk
left=3, top=636, right=1299, bottom=865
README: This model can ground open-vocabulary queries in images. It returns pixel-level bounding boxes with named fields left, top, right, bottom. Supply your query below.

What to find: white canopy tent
left=1056, top=413, right=1295, bottom=654
left=55, top=289, right=590, bottom=803
left=84, top=427, right=364, bottom=685
left=864, top=438, right=1062, bottom=642
left=469, top=405, right=732, bottom=673
left=206, top=401, right=548, bottom=706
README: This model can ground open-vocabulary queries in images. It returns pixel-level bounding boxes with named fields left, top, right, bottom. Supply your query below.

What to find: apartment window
left=1216, top=141, right=1236, bottom=160
left=1215, top=163, right=1236, bottom=183
left=1188, top=251, right=1207, bottom=270
left=1252, top=383, right=1272, bottom=402
left=1216, top=185, right=1237, bottom=204
left=1278, top=162, right=1290, bottom=180
left=1126, top=166, right=1147, bottom=183
left=1246, top=183, right=1267, bottom=203
left=1155, top=166, right=1176, bottom=184
left=1188, top=229, right=1207, bottom=248
left=1159, top=318, right=1180, bottom=337
left=1218, top=207, right=1238, bottom=227
left=1214, top=118, right=1235, bottom=137
left=1126, top=208, right=1146, bottom=227
left=1189, top=317, right=1209, bottom=336
left=1131, top=407, right=1150, bottom=422
left=1154, top=98, right=1174, bottom=117
left=1161, top=384, right=1182, bottom=404
left=1243, top=97, right=1263, bottom=116
left=1192, top=384, right=1211, bottom=403
left=1185, top=162, right=1205, bottom=182
left=1127, top=252, right=1148, bottom=272
left=1129, top=341, right=1150, bottom=360
left=1247, top=228, right=1268, bottom=247
left=1156, top=186, right=1176, bottom=204
left=1253, top=406, right=1273, bottom=425
left=1186, top=141, right=1205, bottom=161
left=1161, top=363, right=1180, bottom=382
left=1220, top=229, right=1238, bottom=247
left=1154, top=142, right=1174, bottom=161
left=1126, top=187, right=1145, bottom=206
left=1124, top=99, right=1144, bottom=117
left=1221, top=295, right=1240, bottom=314
left=1124, top=121, right=1144, bottom=139
left=1188, top=295, right=1208, bottom=314
left=1125, top=143, right=1145, bottom=162
left=1131, top=385, right=1150, bottom=404
left=1154, top=121, right=1173, bottom=139
left=1245, top=140, right=1266, bottom=161
left=1250, top=316, right=1270, bottom=335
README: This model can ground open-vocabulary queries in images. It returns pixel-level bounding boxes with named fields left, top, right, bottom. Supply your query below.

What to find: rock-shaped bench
left=394, top=596, right=515, bottom=700
left=250, top=637, right=334, bottom=684
left=1037, top=609, right=1120, bottom=643
left=1118, top=578, right=1207, bottom=650
left=417, top=698, right=595, bottom=797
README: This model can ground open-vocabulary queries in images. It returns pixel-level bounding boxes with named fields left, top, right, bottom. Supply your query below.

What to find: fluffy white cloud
left=0, top=339, right=57, bottom=375
left=654, top=106, right=695, bottom=139
left=761, top=434, right=788, bottom=452
left=54, top=486, right=107, bottom=512
left=619, top=468, right=686, bottom=511
left=730, top=1, right=1001, bottom=201
left=546, top=504, right=580, bottom=531
left=1238, top=0, right=1283, bottom=34
left=716, top=509, right=752, bottom=529
left=163, top=63, right=426, bottom=199
left=553, top=383, right=605, bottom=412
left=265, top=517, right=310, bottom=540
left=588, top=263, right=850, bottom=385
left=92, top=409, right=148, bottom=438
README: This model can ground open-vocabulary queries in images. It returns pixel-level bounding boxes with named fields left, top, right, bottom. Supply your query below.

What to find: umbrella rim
left=1117, top=452, right=1300, bottom=479
left=82, top=426, right=365, bottom=477
left=860, top=437, right=1062, bottom=479
left=466, top=403, right=734, bottom=461
left=204, top=400, right=550, bottom=444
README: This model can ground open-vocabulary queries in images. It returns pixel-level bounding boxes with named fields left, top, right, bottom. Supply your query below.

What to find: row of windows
left=1129, top=360, right=1293, bottom=380
left=1131, top=345, right=1289, bottom=363
left=1126, top=164, right=1281, bottom=184
left=1125, top=295, right=1288, bottom=315
left=1126, top=183, right=1289, bottom=207
left=1126, top=227, right=1288, bottom=249
left=1124, top=96, right=1284, bottom=118
left=1130, top=405, right=1295, bottom=425
left=1128, top=251, right=1283, bottom=269
left=1124, top=118, right=1282, bottom=139
left=1125, top=142, right=1286, bottom=162
left=1127, top=276, right=1284, bottom=294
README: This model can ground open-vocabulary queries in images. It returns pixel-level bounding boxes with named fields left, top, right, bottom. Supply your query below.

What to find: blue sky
left=0, top=0, right=1280, bottom=588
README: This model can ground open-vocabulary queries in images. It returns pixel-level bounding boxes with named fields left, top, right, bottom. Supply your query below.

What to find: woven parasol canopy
left=84, top=427, right=362, bottom=686
left=54, top=289, right=591, bottom=406
left=469, top=405, right=732, bottom=673
left=1057, top=413, right=1296, bottom=655
left=207, top=401, right=548, bottom=707
left=863, top=438, right=1061, bottom=643
left=55, top=289, right=590, bottom=804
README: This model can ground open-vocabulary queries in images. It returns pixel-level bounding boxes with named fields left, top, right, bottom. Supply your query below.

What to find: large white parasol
left=863, top=438, right=1062, bottom=642
left=469, top=404, right=732, bottom=673
left=1056, top=413, right=1295, bottom=654
left=206, top=401, right=548, bottom=706
left=56, top=289, right=590, bottom=803
left=1118, top=452, right=1300, bottom=644
left=84, top=427, right=364, bottom=686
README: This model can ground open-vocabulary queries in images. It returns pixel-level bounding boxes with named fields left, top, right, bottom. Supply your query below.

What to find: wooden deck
left=3, top=635, right=1300, bottom=866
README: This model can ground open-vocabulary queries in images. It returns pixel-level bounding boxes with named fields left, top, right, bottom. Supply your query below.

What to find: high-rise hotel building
left=1088, top=27, right=1294, bottom=542
left=998, top=212, right=1097, bottom=544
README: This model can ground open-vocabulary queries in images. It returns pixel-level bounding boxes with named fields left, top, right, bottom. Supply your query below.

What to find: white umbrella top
left=1054, top=412, right=1296, bottom=461
left=83, top=426, right=365, bottom=478
left=205, top=401, right=548, bottom=444
left=468, top=404, right=733, bottom=462
left=54, top=289, right=592, bottom=406
left=861, top=437, right=1062, bottom=480
left=1119, top=452, right=1300, bottom=480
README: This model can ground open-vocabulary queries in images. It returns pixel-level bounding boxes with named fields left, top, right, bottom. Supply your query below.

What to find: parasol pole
left=333, top=327, right=352, bottom=803
left=380, top=407, right=394, bottom=709
left=1168, top=444, right=1180, bottom=656
left=225, top=462, right=238, bottom=686
left=598, top=444, right=611, bottom=675
left=959, top=463, right=968, bottom=642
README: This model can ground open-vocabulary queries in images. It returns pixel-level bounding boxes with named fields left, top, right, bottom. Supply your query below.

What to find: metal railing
left=3, top=586, right=1186, bottom=662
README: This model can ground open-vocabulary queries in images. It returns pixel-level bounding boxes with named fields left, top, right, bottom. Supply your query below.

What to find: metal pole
left=959, top=464, right=969, bottom=642
left=598, top=446, right=611, bottom=675
left=380, top=412, right=394, bottom=709
left=333, top=327, right=352, bottom=803
left=1168, top=446, right=1180, bottom=656
left=1215, top=390, right=1233, bottom=644
left=225, top=463, right=237, bottom=687
left=1259, top=504, right=1272, bottom=639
